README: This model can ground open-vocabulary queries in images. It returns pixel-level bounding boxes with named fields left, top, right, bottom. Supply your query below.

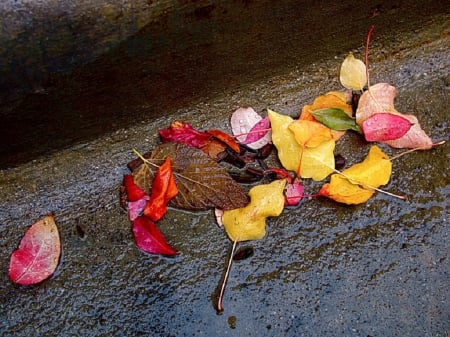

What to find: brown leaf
left=132, top=142, right=249, bottom=211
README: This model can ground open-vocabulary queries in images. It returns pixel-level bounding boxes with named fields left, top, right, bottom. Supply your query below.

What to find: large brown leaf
left=131, top=142, right=249, bottom=211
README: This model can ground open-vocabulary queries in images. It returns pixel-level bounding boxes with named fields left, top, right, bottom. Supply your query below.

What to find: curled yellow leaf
left=222, top=179, right=286, bottom=242
left=339, top=54, right=367, bottom=91
left=319, top=145, right=392, bottom=204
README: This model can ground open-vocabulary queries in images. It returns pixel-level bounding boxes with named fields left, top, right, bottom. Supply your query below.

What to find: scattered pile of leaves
left=8, top=27, right=443, bottom=311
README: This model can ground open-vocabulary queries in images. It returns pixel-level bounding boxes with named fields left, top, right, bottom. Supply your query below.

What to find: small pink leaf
left=362, top=113, right=413, bottom=141
left=9, top=215, right=61, bottom=285
left=285, top=180, right=304, bottom=206
left=132, top=216, right=179, bottom=256
left=230, top=107, right=272, bottom=149
left=128, top=195, right=149, bottom=221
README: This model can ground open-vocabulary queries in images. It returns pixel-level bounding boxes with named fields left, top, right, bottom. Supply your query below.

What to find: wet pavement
left=0, top=1, right=449, bottom=336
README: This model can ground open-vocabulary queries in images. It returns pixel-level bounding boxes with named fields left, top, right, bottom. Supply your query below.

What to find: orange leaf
left=144, top=157, right=178, bottom=221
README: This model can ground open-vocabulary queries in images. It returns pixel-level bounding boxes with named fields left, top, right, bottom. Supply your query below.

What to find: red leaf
left=132, top=216, right=179, bottom=256
left=362, top=113, right=413, bottom=141
left=9, top=215, right=61, bottom=285
left=159, top=121, right=211, bottom=148
left=144, top=157, right=178, bottom=222
left=123, top=174, right=146, bottom=201
left=230, top=107, right=272, bottom=149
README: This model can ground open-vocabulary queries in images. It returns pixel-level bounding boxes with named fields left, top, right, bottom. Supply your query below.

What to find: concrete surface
left=0, top=1, right=449, bottom=336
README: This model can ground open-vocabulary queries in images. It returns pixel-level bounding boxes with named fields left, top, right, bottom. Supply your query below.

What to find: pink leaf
left=243, top=116, right=271, bottom=144
left=132, top=216, right=179, bottom=256
left=9, top=215, right=61, bottom=285
left=128, top=195, right=149, bottom=221
left=362, top=113, right=413, bottom=141
left=356, top=83, right=433, bottom=149
left=230, top=107, right=272, bottom=149
left=285, top=180, right=304, bottom=206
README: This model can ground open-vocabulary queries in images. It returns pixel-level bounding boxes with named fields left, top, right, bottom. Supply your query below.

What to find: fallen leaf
left=128, top=196, right=149, bottom=221
left=356, top=83, right=433, bottom=149
left=319, top=145, right=392, bottom=204
left=288, top=119, right=333, bottom=148
left=222, top=179, right=287, bottom=241
left=123, top=174, right=146, bottom=201
left=132, top=216, right=179, bottom=256
left=339, top=53, right=367, bottom=91
left=268, top=109, right=335, bottom=180
left=132, top=143, right=249, bottom=210
left=230, top=107, right=272, bottom=149
left=362, top=112, right=413, bottom=141
left=300, top=91, right=353, bottom=140
left=206, top=129, right=241, bottom=154
left=311, top=108, right=362, bottom=133
left=267, top=108, right=303, bottom=172
left=144, top=157, right=178, bottom=222
left=9, top=215, right=61, bottom=285
left=285, top=180, right=304, bottom=206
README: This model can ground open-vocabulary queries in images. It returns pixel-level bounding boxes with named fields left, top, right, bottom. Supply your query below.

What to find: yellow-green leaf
left=222, top=179, right=286, bottom=242
left=339, top=54, right=367, bottom=91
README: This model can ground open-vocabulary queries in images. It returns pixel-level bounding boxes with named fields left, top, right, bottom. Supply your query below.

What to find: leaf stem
left=365, top=25, right=374, bottom=89
left=217, top=239, right=238, bottom=312
left=390, top=141, right=446, bottom=161
left=330, top=167, right=407, bottom=200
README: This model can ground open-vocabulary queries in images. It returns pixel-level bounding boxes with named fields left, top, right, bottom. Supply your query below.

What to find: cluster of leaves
left=8, top=28, right=442, bottom=309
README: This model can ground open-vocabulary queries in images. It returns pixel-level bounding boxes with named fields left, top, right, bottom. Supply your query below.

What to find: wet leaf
left=268, top=109, right=335, bottom=181
left=230, top=107, right=272, bottom=149
left=123, top=174, right=146, bottom=201
left=311, top=108, right=362, bottom=133
left=362, top=113, right=413, bottom=141
left=9, top=215, right=61, bottom=285
left=288, top=119, right=333, bottom=148
left=128, top=196, right=149, bottom=221
left=144, top=157, right=178, bottom=222
left=222, top=179, right=286, bottom=242
left=319, top=145, right=392, bottom=204
left=339, top=53, right=367, bottom=90
left=300, top=91, right=353, bottom=140
left=285, top=180, right=304, bottom=206
left=159, top=120, right=211, bottom=148
left=206, top=129, right=241, bottom=153
left=233, top=246, right=254, bottom=261
left=268, top=108, right=302, bottom=172
left=132, top=143, right=248, bottom=211
left=356, top=83, right=433, bottom=149
left=132, top=216, right=179, bottom=256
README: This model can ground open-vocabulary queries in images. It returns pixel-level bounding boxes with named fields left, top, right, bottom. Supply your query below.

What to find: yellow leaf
left=300, top=139, right=335, bottom=181
left=222, top=179, right=286, bottom=242
left=269, top=109, right=335, bottom=181
left=268, top=109, right=302, bottom=172
left=339, top=54, right=367, bottom=91
left=319, top=145, right=392, bottom=204
left=289, top=119, right=332, bottom=148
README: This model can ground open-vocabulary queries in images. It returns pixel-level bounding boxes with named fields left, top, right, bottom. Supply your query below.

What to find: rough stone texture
left=0, top=1, right=449, bottom=336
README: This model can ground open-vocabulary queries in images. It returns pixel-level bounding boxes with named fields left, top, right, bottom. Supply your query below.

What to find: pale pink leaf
left=243, top=116, right=271, bottom=144
left=128, top=195, right=150, bottom=221
left=384, top=114, right=433, bottom=149
left=230, top=107, right=272, bottom=149
left=9, top=215, right=61, bottom=285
